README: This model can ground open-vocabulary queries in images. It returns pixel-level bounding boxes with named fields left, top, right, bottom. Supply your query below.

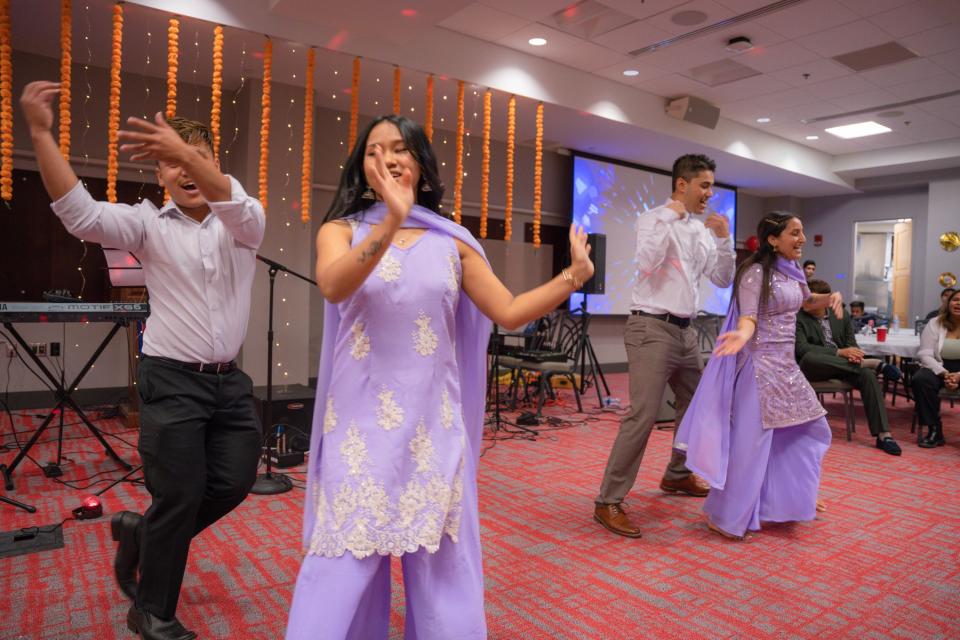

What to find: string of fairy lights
left=3, top=1, right=553, bottom=378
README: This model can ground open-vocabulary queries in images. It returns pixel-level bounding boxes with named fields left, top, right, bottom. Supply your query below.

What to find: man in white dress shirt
left=21, top=81, right=265, bottom=640
left=595, top=154, right=736, bottom=538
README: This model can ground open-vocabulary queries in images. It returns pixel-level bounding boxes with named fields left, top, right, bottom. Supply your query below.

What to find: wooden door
left=892, top=221, right=912, bottom=327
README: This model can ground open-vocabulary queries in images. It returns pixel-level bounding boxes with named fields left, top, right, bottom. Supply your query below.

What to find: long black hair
left=324, top=115, right=445, bottom=222
left=733, top=212, right=798, bottom=310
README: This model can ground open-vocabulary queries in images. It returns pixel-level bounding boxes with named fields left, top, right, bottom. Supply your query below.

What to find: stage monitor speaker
left=253, top=384, right=315, bottom=452
left=665, top=96, right=720, bottom=130
left=581, top=233, right=606, bottom=295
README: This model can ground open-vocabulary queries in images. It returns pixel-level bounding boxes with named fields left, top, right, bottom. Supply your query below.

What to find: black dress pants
left=134, top=356, right=262, bottom=619
left=799, top=352, right=889, bottom=437
left=912, top=359, right=960, bottom=427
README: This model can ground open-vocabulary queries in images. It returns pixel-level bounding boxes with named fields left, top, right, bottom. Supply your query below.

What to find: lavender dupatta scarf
left=301, top=203, right=493, bottom=548
left=674, top=257, right=806, bottom=490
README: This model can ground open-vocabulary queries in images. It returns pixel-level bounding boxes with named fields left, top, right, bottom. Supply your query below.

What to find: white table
left=857, top=330, right=921, bottom=358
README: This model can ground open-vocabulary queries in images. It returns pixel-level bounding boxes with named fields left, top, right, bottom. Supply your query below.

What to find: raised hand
left=20, top=81, right=60, bottom=134
left=704, top=213, right=730, bottom=238
left=568, top=224, right=594, bottom=284
left=365, top=144, right=414, bottom=225
left=118, top=112, right=194, bottom=165
left=828, top=291, right=843, bottom=319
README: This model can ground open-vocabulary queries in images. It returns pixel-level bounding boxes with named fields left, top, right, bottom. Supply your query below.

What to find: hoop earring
left=361, top=187, right=376, bottom=200
left=420, top=182, right=432, bottom=192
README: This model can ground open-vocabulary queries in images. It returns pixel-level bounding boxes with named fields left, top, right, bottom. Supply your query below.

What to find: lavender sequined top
left=737, top=264, right=826, bottom=429
left=306, top=220, right=467, bottom=559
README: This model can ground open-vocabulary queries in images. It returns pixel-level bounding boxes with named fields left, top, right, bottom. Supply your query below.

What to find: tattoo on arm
left=358, top=238, right=383, bottom=263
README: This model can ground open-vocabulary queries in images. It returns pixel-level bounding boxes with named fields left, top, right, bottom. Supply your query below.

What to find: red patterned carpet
left=2, top=373, right=959, bottom=639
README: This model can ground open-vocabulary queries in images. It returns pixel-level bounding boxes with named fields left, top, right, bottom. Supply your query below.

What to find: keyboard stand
left=1, top=320, right=133, bottom=490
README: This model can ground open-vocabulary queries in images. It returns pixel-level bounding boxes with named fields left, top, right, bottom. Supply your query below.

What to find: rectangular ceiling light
left=824, top=121, right=892, bottom=139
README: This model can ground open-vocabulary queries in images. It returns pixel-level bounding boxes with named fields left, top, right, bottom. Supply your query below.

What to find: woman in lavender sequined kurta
left=286, top=115, right=594, bottom=640
left=677, top=214, right=836, bottom=539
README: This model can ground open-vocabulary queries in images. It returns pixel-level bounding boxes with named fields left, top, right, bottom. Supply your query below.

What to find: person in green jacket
left=795, top=279, right=902, bottom=456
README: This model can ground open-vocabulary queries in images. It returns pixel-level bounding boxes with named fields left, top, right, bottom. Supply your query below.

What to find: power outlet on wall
left=30, top=342, right=47, bottom=357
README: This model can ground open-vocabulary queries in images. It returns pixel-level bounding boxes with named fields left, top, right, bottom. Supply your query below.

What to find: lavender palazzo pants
left=703, top=356, right=832, bottom=537
left=285, top=471, right=486, bottom=640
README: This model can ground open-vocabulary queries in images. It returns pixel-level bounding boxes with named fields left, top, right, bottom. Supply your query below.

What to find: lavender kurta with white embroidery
left=308, top=221, right=466, bottom=559
left=738, top=263, right=826, bottom=429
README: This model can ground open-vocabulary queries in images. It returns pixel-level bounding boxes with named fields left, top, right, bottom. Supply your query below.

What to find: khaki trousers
left=596, top=314, right=702, bottom=504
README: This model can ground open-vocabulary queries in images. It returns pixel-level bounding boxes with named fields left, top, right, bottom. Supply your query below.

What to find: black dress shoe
left=110, top=511, right=142, bottom=600
left=878, top=362, right=901, bottom=382
left=875, top=436, right=902, bottom=456
left=126, top=606, right=197, bottom=640
left=919, top=424, right=945, bottom=448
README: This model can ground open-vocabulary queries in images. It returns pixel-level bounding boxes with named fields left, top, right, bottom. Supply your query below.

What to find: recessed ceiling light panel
left=825, top=121, right=892, bottom=139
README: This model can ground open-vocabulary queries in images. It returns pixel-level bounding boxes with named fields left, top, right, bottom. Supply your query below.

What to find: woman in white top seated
left=913, top=289, right=960, bottom=447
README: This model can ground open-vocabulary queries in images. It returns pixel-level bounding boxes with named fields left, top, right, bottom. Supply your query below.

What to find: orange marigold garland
left=209, top=25, right=223, bottom=157
left=165, top=17, right=179, bottom=119
left=348, top=56, right=359, bottom=150
left=0, top=0, right=12, bottom=201
left=504, top=95, right=516, bottom=241
left=453, top=80, right=465, bottom=225
left=424, top=74, right=434, bottom=143
left=59, top=0, right=72, bottom=160
left=532, top=101, right=543, bottom=249
left=258, top=37, right=272, bottom=212
left=392, top=65, right=400, bottom=115
left=479, top=89, right=491, bottom=239
left=105, top=3, right=123, bottom=204
left=301, top=47, right=315, bottom=224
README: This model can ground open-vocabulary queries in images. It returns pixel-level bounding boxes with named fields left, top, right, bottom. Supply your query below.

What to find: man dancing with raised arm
left=594, top=154, right=736, bottom=538
left=21, top=80, right=265, bottom=640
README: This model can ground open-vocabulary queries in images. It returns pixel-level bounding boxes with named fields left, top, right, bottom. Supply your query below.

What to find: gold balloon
left=940, top=272, right=958, bottom=288
left=940, top=231, right=960, bottom=252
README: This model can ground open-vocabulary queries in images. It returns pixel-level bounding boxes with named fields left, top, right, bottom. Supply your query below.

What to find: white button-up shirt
left=631, top=199, right=736, bottom=318
left=51, top=176, right=265, bottom=363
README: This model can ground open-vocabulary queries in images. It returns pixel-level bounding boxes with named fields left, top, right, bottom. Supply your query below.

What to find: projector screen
left=570, top=153, right=737, bottom=316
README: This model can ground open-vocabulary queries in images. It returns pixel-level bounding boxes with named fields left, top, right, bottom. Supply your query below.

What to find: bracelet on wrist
left=561, top=267, right=582, bottom=290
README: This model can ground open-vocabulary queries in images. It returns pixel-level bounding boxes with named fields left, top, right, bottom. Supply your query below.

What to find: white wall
left=924, top=176, right=960, bottom=313
left=797, top=187, right=929, bottom=320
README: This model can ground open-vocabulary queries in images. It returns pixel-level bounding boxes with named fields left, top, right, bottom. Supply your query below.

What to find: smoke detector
left=725, top=36, right=753, bottom=53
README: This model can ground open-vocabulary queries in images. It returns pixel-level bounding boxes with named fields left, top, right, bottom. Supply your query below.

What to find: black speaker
left=253, top=384, right=315, bottom=452
left=581, top=233, right=606, bottom=295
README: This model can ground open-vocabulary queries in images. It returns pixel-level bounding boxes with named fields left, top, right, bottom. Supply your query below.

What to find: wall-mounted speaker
left=582, top=233, right=606, bottom=295
left=665, top=96, right=720, bottom=130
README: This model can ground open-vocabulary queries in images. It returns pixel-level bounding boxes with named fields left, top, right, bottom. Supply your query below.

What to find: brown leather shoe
left=660, top=474, right=710, bottom=497
left=593, top=503, right=642, bottom=538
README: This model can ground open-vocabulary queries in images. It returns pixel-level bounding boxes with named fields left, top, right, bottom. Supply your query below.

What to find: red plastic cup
left=877, top=326, right=887, bottom=342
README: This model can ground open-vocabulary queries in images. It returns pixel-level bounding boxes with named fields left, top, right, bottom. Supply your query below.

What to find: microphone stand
left=250, top=254, right=317, bottom=495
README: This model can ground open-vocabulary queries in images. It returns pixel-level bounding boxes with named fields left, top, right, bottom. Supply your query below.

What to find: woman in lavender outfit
left=285, top=115, right=593, bottom=639
left=676, top=213, right=840, bottom=540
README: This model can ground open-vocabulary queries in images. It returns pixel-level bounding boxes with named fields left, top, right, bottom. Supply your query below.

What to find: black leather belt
left=145, top=355, right=237, bottom=374
left=631, top=310, right=691, bottom=328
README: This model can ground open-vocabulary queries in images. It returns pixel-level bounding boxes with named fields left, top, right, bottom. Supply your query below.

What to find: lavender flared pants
left=704, top=357, right=832, bottom=537
left=285, top=478, right=486, bottom=640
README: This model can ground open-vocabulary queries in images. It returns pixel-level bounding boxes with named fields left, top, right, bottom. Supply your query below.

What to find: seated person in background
left=913, top=289, right=960, bottom=448
left=925, top=287, right=957, bottom=321
left=796, top=280, right=902, bottom=456
left=803, top=259, right=816, bottom=280
left=850, top=301, right=883, bottom=332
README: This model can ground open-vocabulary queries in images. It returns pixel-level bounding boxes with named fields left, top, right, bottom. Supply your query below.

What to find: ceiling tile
left=598, top=0, right=699, bottom=21
left=831, top=88, right=901, bottom=111
left=635, top=73, right=714, bottom=99
left=805, top=74, right=879, bottom=99
left=796, top=20, right=892, bottom=58
left=930, top=49, right=960, bottom=75
left=737, top=41, right=821, bottom=73
left=771, top=100, right=845, bottom=124
left=645, top=0, right=735, bottom=36
left=869, top=0, right=960, bottom=39
left=888, top=72, right=960, bottom=100
left=838, top=0, right=915, bottom=17
left=756, top=0, right=859, bottom=39
left=770, top=59, right=852, bottom=88
left=496, top=23, right=633, bottom=72
left=900, top=25, right=960, bottom=57
left=594, top=60, right=672, bottom=84
left=859, top=58, right=945, bottom=87
left=715, top=0, right=779, bottom=12
left=721, top=88, right=824, bottom=120
left=439, top=4, right=530, bottom=41
left=706, top=74, right=792, bottom=103
left=917, top=91, right=960, bottom=115
left=476, top=0, right=576, bottom=22
left=591, top=19, right=675, bottom=54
